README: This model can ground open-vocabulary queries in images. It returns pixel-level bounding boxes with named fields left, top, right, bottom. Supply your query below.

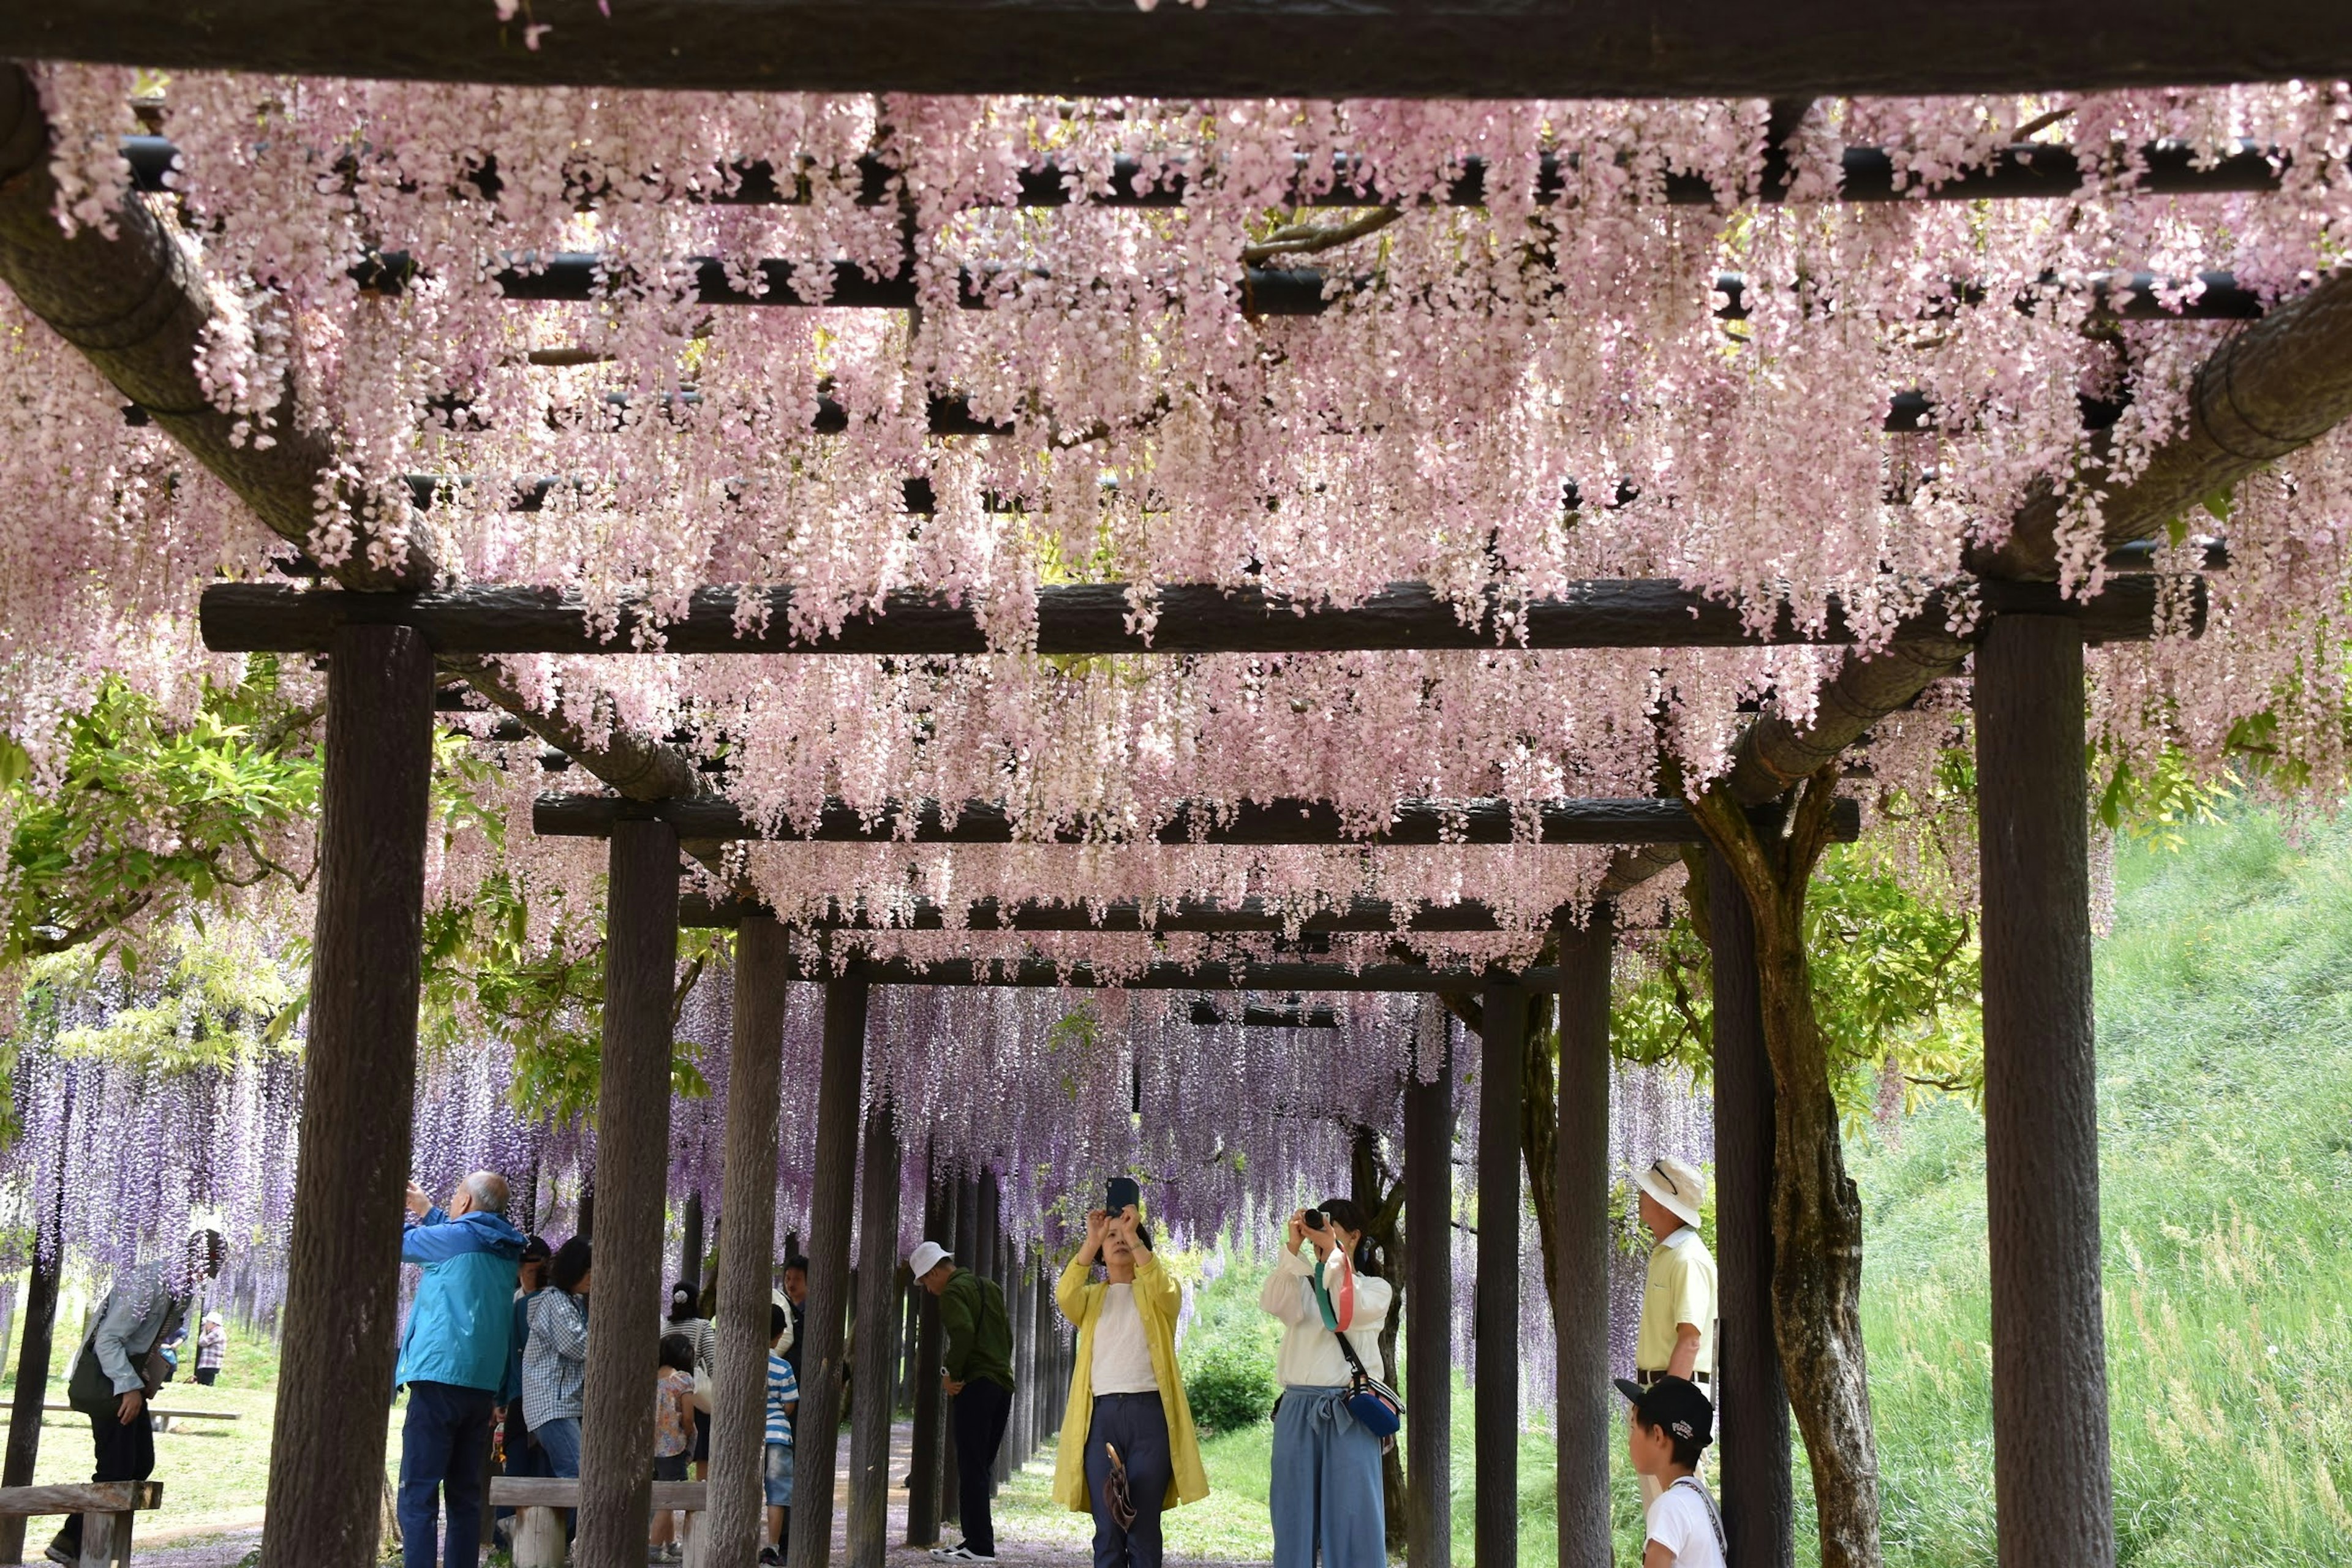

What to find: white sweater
left=1258, top=1246, right=1393, bottom=1388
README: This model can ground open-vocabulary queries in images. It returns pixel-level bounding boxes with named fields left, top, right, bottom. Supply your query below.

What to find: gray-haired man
left=50, top=1229, right=224, bottom=1564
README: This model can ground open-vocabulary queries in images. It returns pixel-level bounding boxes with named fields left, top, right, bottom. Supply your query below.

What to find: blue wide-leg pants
left=1269, top=1385, right=1386, bottom=1568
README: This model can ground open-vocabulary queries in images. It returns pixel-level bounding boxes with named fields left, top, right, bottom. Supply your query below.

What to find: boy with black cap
left=1614, top=1374, right=1727, bottom=1568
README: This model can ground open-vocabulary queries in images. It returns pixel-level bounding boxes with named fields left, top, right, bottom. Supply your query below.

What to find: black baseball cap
left=1613, top=1375, right=1714, bottom=1449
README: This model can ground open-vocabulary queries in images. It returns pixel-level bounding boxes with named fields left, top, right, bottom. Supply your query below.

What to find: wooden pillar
left=680, top=1190, right=705, bottom=1295
left=942, top=1174, right=979, bottom=1526
left=706, top=917, right=791, bottom=1568
left=1976, top=615, right=2114, bottom=1568
left=259, top=624, right=435, bottom=1568
left=1476, top=977, right=1527, bottom=1568
left=1006, top=1245, right=1033, bottom=1468
left=1403, top=995, right=1455, bottom=1568
left=1710, top=848, right=1793, bottom=1568
left=0, top=1096, right=70, bottom=1563
left=788, top=979, right=870, bottom=1568
left=846, top=1096, right=903, bottom=1568
left=906, top=1173, right=949, bottom=1545
left=1555, top=912, right=1615, bottom=1568
left=576, top=816, right=681, bottom=1568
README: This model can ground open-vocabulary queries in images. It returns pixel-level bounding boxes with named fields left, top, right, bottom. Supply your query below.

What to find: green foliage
left=1178, top=1251, right=1281, bottom=1434
left=1613, top=842, right=1982, bottom=1120
left=2, top=662, right=320, bottom=973
left=42, top=921, right=298, bottom=1071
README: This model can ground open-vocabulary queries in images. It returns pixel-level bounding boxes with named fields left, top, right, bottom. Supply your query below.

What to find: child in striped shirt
left=760, top=1302, right=800, bottom=1566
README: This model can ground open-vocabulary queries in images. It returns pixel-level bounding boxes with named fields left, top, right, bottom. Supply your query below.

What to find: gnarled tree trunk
left=1689, top=770, right=1882, bottom=1568
left=1348, top=1126, right=1409, bottom=1553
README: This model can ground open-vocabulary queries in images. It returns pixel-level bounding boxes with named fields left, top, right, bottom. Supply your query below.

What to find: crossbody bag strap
left=1671, top=1476, right=1728, bottom=1559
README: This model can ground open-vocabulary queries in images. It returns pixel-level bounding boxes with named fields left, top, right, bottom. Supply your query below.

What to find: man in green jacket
left=911, top=1240, right=1015, bottom=1562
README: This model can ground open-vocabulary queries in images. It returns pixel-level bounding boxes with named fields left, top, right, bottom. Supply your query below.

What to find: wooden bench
left=488, top=1476, right=709, bottom=1568
left=10, top=1401, right=243, bottom=1435
left=0, top=1480, right=162, bottom=1567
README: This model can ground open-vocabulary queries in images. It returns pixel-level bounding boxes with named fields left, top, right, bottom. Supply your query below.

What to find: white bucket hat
left=907, top=1240, right=954, bottom=1278
left=1636, top=1155, right=1706, bottom=1231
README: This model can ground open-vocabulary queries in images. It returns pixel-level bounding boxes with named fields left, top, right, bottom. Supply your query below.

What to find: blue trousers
left=398, top=1380, right=498, bottom=1568
left=1269, top=1386, right=1386, bottom=1568
left=1084, top=1392, right=1172, bottom=1568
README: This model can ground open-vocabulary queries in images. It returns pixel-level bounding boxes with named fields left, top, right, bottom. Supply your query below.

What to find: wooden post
left=576, top=816, right=681, bottom=1568
left=0, top=1088, right=71, bottom=1564
left=681, top=1191, right=705, bottom=1295
left=788, top=979, right=870, bottom=1568
left=1555, top=912, right=1615, bottom=1568
left=1975, top=615, right=2114, bottom=1568
left=706, top=918, right=790, bottom=1568
left=906, top=1172, right=949, bottom=1545
left=1476, top=978, right=1527, bottom=1568
left=1005, top=1245, right=1032, bottom=1470
left=258, top=624, right=435, bottom=1568
left=1403, top=995, right=1455, bottom=1568
left=845, top=1096, right=903, bottom=1568
left=941, top=1175, right=978, bottom=1526
left=1710, top=848, right=1793, bottom=1568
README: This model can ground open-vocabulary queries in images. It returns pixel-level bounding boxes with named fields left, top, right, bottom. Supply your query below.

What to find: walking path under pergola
left=6, top=12, right=2352, bottom=1568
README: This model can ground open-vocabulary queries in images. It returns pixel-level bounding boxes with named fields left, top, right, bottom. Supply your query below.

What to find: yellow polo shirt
left=1637, top=1226, right=1718, bottom=1376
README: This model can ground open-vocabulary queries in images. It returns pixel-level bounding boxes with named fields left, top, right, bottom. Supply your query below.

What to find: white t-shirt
left=1090, top=1283, right=1158, bottom=1395
left=1647, top=1477, right=1727, bottom=1568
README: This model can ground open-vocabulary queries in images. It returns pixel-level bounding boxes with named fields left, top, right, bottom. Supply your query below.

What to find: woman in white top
left=1257, top=1198, right=1393, bottom=1568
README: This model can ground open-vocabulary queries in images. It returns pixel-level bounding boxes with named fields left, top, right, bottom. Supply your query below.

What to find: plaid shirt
left=521, top=1288, right=589, bottom=1430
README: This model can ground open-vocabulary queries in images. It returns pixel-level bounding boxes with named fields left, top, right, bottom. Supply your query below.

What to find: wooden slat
left=488, top=1477, right=709, bottom=1512
left=4, top=2, right=2348, bottom=100
left=0, top=1481, right=161, bottom=1515
left=200, top=575, right=2200, bottom=658
left=777, top=957, right=1567, bottom=992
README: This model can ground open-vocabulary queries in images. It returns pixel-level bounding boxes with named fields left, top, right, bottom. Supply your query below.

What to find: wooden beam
left=258, top=624, right=435, bottom=1568
left=691, top=894, right=1563, bottom=935
left=787, top=979, right=867, bottom=1568
left=783, top=956, right=1564, bottom=992
left=1401, top=998, right=1454, bottom=1568
left=576, top=817, right=681, bottom=1568
left=1190, top=1000, right=1340, bottom=1028
left=1708, top=849, right=1793, bottom=1568
left=705, top=916, right=791, bottom=1568
left=11, top=3, right=2348, bottom=100
left=200, top=574, right=2195, bottom=658
left=121, top=132, right=2288, bottom=211
left=559, top=792, right=1857, bottom=850
left=1975, top=616, right=2114, bottom=1568
left=1474, top=978, right=1526, bottom=1568
left=1553, top=913, right=1614, bottom=1568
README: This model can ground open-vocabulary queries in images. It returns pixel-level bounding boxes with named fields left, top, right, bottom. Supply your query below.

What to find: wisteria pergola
left=6, top=10, right=2352, bottom=1568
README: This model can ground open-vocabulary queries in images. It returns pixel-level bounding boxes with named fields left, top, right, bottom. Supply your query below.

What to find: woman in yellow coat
left=1053, top=1204, right=1209, bottom=1568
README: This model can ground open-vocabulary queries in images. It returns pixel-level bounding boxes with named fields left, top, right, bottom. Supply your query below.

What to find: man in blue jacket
left=398, top=1170, right=526, bottom=1568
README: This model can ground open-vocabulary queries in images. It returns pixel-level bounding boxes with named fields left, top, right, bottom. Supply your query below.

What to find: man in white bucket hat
left=1634, top=1154, right=1717, bottom=1509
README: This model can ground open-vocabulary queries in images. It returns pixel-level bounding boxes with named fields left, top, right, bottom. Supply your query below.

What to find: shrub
left=1183, top=1329, right=1278, bottom=1434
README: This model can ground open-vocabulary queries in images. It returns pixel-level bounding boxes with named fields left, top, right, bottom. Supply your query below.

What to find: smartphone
left=1299, top=1207, right=1325, bottom=1231
left=1106, top=1176, right=1140, bottom=1216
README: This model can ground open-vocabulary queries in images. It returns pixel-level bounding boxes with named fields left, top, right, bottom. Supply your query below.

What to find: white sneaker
left=932, top=1547, right=995, bottom=1562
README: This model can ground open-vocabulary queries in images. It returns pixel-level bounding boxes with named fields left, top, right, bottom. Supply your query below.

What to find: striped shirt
left=766, top=1351, right=798, bottom=1446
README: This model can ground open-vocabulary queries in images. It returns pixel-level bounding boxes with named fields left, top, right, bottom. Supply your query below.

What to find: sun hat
left=1635, top=1154, right=1706, bottom=1231
left=1613, top=1374, right=1715, bottom=1449
left=907, top=1240, right=954, bottom=1278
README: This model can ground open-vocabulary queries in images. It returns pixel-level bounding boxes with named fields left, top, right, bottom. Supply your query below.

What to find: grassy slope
left=1849, top=811, right=2352, bottom=1567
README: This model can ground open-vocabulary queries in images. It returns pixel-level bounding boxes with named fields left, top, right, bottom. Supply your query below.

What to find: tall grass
left=1850, top=809, right=2352, bottom=1566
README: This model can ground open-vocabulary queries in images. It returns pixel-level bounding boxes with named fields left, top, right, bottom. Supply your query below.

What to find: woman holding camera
left=1258, top=1199, right=1393, bottom=1568
left=1052, top=1202, right=1207, bottom=1568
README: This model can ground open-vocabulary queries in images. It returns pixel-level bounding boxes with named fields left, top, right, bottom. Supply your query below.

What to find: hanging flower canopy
left=6, top=68, right=2352, bottom=942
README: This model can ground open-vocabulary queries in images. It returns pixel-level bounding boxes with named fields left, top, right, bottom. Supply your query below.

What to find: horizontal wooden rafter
left=1189, top=999, right=1340, bottom=1028
left=680, top=891, right=1580, bottom=933
left=10, top=3, right=2350, bottom=99
left=364, top=250, right=2267, bottom=323
left=539, top=791, right=1864, bottom=845
left=118, top=133, right=2290, bottom=210
left=203, top=574, right=2200, bottom=657
left=748, top=954, right=1561, bottom=992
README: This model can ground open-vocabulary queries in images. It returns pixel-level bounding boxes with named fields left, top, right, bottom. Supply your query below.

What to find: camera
left=1299, top=1207, right=1325, bottom=1231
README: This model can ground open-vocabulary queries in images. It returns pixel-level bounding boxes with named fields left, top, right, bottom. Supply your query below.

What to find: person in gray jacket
left=49, top=1229, right=223, bottom=1564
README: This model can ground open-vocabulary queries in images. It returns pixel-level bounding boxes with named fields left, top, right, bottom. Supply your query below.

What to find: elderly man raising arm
left=396, top=1170, right=527, bottom=1568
